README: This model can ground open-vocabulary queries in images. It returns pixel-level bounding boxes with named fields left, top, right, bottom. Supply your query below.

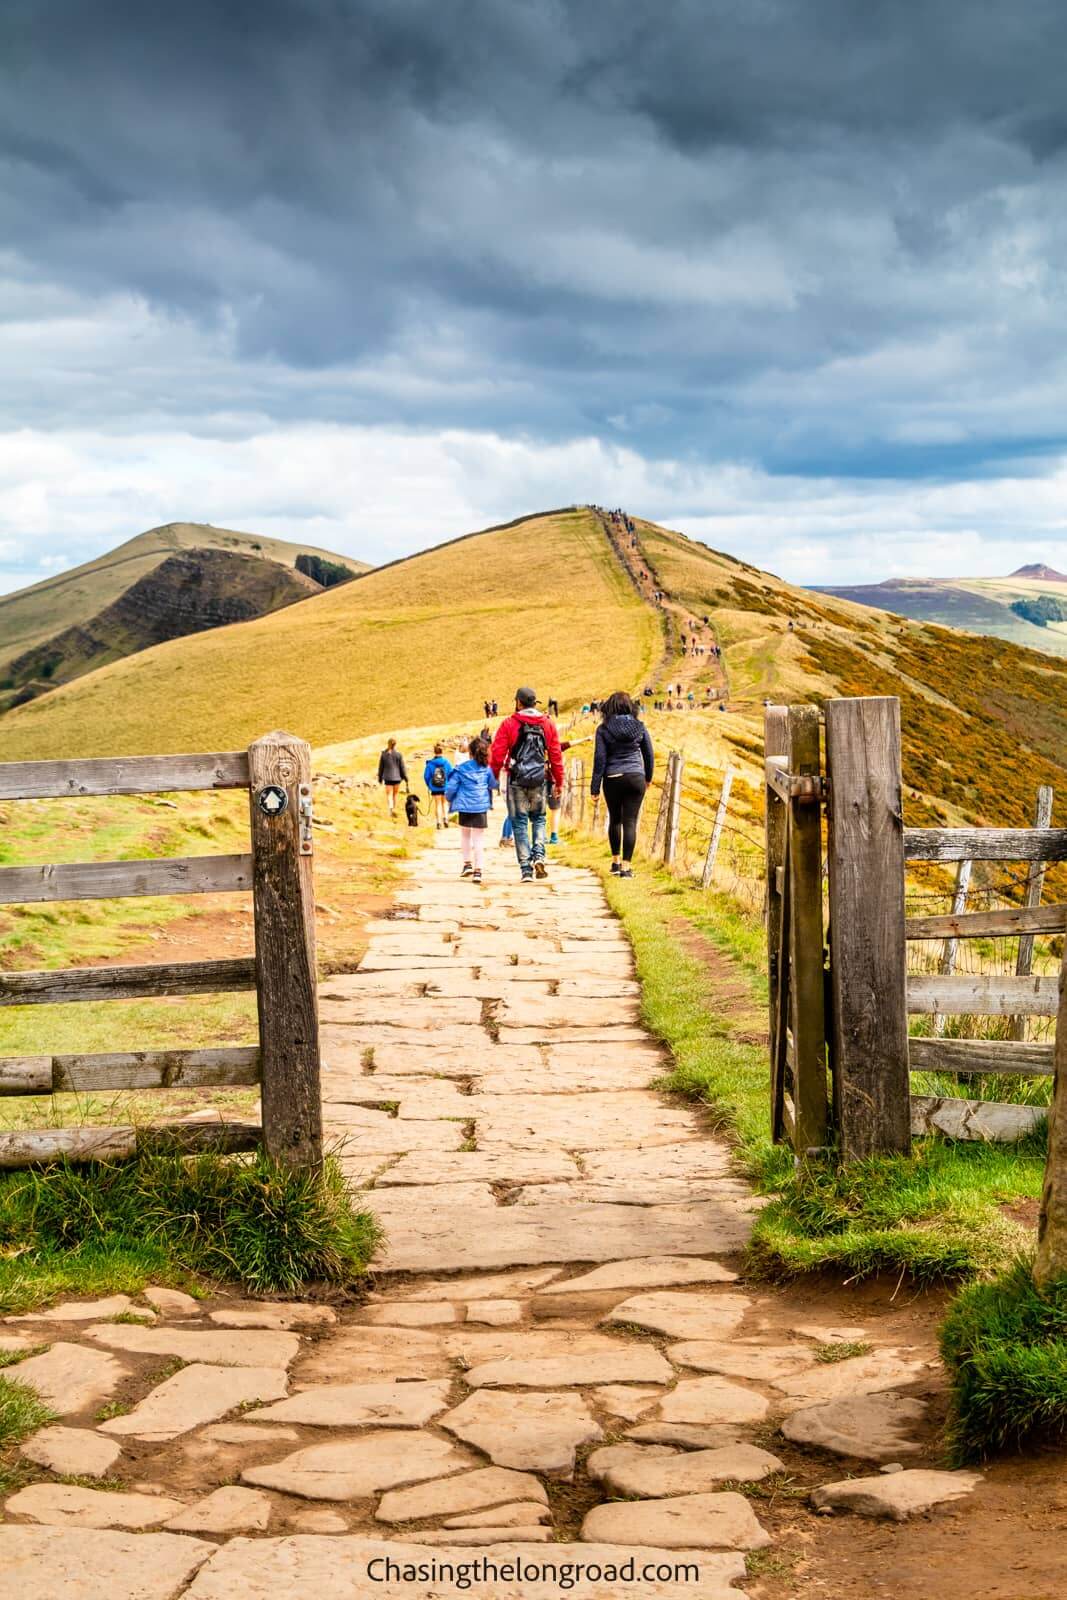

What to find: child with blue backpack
left=444, top=737, right=499, bottom=885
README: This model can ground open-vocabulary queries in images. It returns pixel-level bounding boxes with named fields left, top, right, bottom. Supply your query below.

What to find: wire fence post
left=1009, top=784, right=1055, bottom=1041
left=577, top=760, right=587, bottom=828
left=932, top=857, right=972, bottom=1037
left=664, top=752, right=684, bottom=866
left=701, top=767, right=735, bottom=889
left=650, top=754, right=674, bottom=856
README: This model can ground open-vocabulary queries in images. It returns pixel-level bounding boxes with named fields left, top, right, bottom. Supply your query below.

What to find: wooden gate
left=766, top=695, right=1067, bottom=1162
left=0, top=731, right=322, bottom=1172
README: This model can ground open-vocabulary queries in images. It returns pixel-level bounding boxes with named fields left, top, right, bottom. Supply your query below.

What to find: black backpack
left=431, top=762, right=447, bottom=790
left=509, top=719, right=548, bottom=788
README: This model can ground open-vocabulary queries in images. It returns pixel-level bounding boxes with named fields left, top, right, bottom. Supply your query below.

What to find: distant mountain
left=1011, top=563, right=1067, bottom=582
left=0, top=522, right=370, bottom=709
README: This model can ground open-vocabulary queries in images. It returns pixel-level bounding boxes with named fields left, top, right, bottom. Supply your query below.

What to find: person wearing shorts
left=444, top=737, right=498, bottom=886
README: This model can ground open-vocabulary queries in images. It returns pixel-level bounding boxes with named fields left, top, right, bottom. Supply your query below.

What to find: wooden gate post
left=701, top=768, right=735, bottom=889
left=247, top=731, right=323, bottom=1173
left=1010, top=784, right=1055, bottom=1041
left=651, top=754, right=674, bottom=856
left=787, top=706, right=828, bottom=1153
left=1035, top=947, right=1067, bottom=1291
left=825, top=696, right=911, bottom=1160
left=765, top=708, right=789, bottom=1144
left=664, top=752, right=684, bottom=866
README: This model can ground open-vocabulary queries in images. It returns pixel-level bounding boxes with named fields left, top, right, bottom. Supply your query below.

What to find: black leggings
left=603, top=772, right=647, bottom=861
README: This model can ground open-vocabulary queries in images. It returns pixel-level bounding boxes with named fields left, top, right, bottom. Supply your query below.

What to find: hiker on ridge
left=490, top=687, right=564, bottom=882
left=423, top=743, right=453, bottom=830
left=377, top=738, right=407, bottom=817
left=590, top=692, right=654, bottom=879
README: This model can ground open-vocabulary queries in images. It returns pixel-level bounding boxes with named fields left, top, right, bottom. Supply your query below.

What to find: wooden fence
left=765, top=695, right=1067, bottom=1161
left=0, top=732, right=322, bottom=1172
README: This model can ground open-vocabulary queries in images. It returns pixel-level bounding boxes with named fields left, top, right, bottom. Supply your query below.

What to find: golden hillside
left=0, top=509, right=660, bottom=759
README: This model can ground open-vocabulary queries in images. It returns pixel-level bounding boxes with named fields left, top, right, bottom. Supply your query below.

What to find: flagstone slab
left=379, top=1199, right=752, bottom=1272
left=143, top=1287, right=201, bottom=1317
left=465, top=1346, right=674, bottom=1389
left=21, top=1425, right=121, bottom=1478
left=445, top=1502, right=551, bottom=1527
left=100, top=1364, right=289, bottom=1441
left=325, top=1079, right=474, bottom=1118
left=500, top=1025, right=651, bottom=1045
left=6, top=1484, right=185, bottom=1530
left=627, top=1422, right=742, bottom=1451
left=208, top=1302, right=336, bottom=1330
left=181, top=1536, right=747, bottom=1600
left=780, top=1393, right=927, bottom=1462
left=588, top=1442, right=785, bottom=1496
left=416, top=1527, right=553, bottom=1545
left=445, top=1328, right=618, bottom=1365
left=289, top=1508, right=349, bottom=1533
left=659, top=1378, right=769, bottom=1426
left=319, top=997, right=481, bottom=1026
left=667, top=1341, right=813, bottom=1382
left=362, top=1302, right=459, bottom=1326
left=243, top=1431, right=471, bottom=1500
left=165, top=1487, right=273, bottom=1534
left=367, top=1183, right=499, bottom=1216
left=519, top=1178, right=748, bottom=1206
left=376, top=1466, right=549, bottom=1523
left=580, top=1145, right=739, bottom=1184
left=86, top=1325, right=300, bottom=1369
left=13, top=1342, right=127, bottom=1416
left=464, top=1299, right=523, bottom=1325
left=376, top=1151, right=581, bottom=1186
left=475, top=1059, right=655, bottom=1093
left=202, top=1423, right=300, bottom=1445
left=592, top=1386, right=664, bottom=1421
left=10, top=1294, right=135, bottom=1323
left=404, top=1268, right=563, bottom=1301
left=0, top=1527, right=211, bottom=1600
left=318, top=1106, right=465, bottom=1151
left=604, top=1292, right=750, bottom=1341
left=771, top=1352, right=927, bottom=1405
left=545, top=1259, right=738, bottom=1295
left=496, top=999, right=641, bottom=1027
left=441, top=1389, right=602, bottom=1473
left=476, top=1092, right=699, bottom=1152
left=251, top=1378, right=450, bottom=1428
left=581, top=1492, right=770, bottom=1551
left=296, top=1326, right=449, bottom=1383
left=811, top=1469, right=981, bottom=1520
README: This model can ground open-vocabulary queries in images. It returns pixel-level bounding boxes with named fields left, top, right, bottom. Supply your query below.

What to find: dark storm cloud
left=5, top=0, right=1067, bottom=474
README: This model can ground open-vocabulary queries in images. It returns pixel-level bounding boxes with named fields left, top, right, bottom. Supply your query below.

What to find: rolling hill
left=0, top=509, right=661, bottom=759
left=0, top=522, right=370, bottom=686
left=812, top=570, right=1067, bottom=657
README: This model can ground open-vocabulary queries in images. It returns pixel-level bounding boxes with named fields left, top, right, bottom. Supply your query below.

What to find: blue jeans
left=507, top=783, right=546, bottom=868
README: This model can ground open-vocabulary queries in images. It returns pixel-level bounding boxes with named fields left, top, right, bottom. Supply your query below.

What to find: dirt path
left=0, top=835, right=1024, bottom=1600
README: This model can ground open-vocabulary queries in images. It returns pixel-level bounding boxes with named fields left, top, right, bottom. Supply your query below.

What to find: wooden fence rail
left=0, top=731, right=321, bottom=1172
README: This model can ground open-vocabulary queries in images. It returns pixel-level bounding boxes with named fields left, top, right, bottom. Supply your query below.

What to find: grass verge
left=565, top=837, right=1039, bottom=1284
left=940, top=1257, right=1067, bottom=1463
left=0, top=1149, right=381, bottom=1313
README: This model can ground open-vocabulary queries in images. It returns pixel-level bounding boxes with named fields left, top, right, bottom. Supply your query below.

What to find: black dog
left=404, top=792, right=421, bottom=827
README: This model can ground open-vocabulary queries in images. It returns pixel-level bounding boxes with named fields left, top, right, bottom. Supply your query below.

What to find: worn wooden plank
left=911, top=1094, right=1046, bottom=1142
left=664, top=752, right=684, bottom=866
left=787, top=704, right=828, bottom=1152
left=909, top=1037, right=1054, bottom=1076
left=248, top=731, right=322, bottom=1173
left=0, top=1048, right=260, bottom=1094
left=0, top=751, right=249, bottom=801
left=906, top=903, right=1067, bottom=940
left=1010, top=785, right=1055, bottom=1042
left=1035, top=950, right=1067, bottom=1288
left=650, top=758, right=672, bottom=856
left=933, top=857, right=972, bottom=1038
left=764, top=708, right=789, bottom=1145
left=701, top=768, right=734, bottom=889
left=0, top=1119, right=260, bottom=1169
left=904, top=827, right=1067, bottom=862
left=0, top=853, right=253, bottom=905
left=825, top=696, right=911, bottom=1158
left=908, top=974, right=1059, bottom=1016
left=0, top=957, right=257, bottom=1007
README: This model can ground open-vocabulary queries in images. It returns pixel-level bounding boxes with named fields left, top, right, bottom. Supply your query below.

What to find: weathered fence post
left=651, top=753, right=674, bottom=856
left=933, top=857, right=972, bottom=1038
left=1010, top=784, right=1055, bottom=1042
left=577, top=760, right=587, bottom=828
left=825, top=696, right=911, bottom=1160
left=248, top=730, right=323, bottom=1173
left=1034, top=947, right=1067, bottom=1291
left=701, top=768, right=735, bottom=889
left=765, top=708, right=789, bottom=1144
left=787, top=705, right=828, bottom=1153
left=664, top=752, right=684, bottom=866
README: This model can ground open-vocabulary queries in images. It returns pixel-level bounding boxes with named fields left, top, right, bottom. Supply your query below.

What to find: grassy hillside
left=0, top=509, right=661, bottom=759
left=0, top=522, right=369, bottom=674
left=814, top=573, right=1067, bottom=657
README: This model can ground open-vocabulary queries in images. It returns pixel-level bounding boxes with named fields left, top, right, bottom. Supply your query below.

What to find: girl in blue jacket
left=444, top=737, right=499, bottom=884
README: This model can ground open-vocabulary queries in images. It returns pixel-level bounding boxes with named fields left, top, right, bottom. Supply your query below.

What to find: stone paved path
left=0, top=836, right=963, bottom=1599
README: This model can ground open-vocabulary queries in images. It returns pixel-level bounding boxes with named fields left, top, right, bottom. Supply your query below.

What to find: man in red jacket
left=490, top=687, right=564, bottom=882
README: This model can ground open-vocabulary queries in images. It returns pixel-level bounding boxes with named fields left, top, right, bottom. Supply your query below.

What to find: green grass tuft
left=940, top=1256, right=1067, bottom=1463
left=814, top=1340, right=872, bottom=1363
left=0, top=1375, right=54, bottom=1463
left=0, top=1149, right=381, bottom=1312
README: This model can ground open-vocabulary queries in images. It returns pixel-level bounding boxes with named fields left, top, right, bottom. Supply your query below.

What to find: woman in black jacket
left=590, top=692, right=655, bottom=878
left=377, top=738, right=407, bottom=817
